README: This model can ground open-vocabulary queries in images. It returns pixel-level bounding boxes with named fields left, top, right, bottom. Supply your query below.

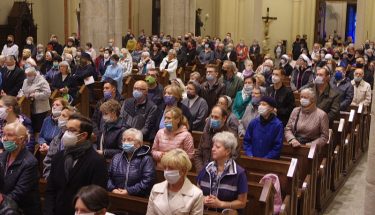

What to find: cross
left=262, top=7, right=277, bottom=23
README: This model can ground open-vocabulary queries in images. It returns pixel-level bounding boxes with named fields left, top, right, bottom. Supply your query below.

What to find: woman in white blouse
left=159, top=49, right=178, bottom=80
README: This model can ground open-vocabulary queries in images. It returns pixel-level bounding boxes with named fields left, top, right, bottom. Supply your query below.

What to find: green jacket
left=232, top=90, right=251, bottom=119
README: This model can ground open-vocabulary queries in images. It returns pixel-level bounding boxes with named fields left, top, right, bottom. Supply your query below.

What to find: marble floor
left=323, top=153, right=367, bottom=215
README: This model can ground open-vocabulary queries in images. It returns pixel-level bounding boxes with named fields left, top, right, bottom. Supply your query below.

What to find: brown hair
left=206, top=64, right=218, bottom=72
left=99, top=99, right=121, bottom=116
left=165, top=107, right=189, bottom=130
left=164, top=85, right=182, bottom=101
left=53, top=97, right=69, bottom=108
left=2, top=96, right=20, bottom=115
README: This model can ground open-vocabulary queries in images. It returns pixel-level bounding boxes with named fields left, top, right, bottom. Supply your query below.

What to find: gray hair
left=123, top=128, right=143, bottom=143
left=301, top=88, right=317, bottom=103
left=212, top=131, right=238, bottom=158
left=223, top=60, right=237, bottom=72
left=25, top=67, right=36, bottom=74
left=168, top=49, right=177, bottom=56
left=141, top=51, right=150, bottom=57
left=59, top=61, right=71, bottom=73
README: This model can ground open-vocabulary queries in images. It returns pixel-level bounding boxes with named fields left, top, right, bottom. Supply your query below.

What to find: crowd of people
left=0, top=30, right=372, bottom=214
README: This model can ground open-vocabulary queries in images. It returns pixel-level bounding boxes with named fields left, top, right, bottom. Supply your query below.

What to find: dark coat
left=107, top=145, right=155, bottom=197
left=96, top=118, right=124, bottom=159
left=222, top=51, right=237, bottom=62
left=44, top=146, right=108, bottom=215
left=1, top=66, right=25, bottom=96
left=315, top=84, right=341, bottom=122
left=51, top=73, right=78, bottom=99
left=330, top=77, right=354, bottom=111
left=0, top=148, right=41, bottom=215
left=201, top=80, right=226, bottom=111
left=73, top=64, right=97, bottom=86
left=176, top=50, right=188, bottom=67
left=0, top=194, right=22, bottom=215
left=121, top=97, right=160, bottom=142
left=266, top=85, right=295, bottom=126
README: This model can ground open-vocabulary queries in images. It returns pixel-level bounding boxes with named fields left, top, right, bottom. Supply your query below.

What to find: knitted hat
left=260, top=96, right=277, bottom=108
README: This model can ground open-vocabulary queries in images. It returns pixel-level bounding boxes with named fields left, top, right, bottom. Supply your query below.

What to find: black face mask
left=356, top=63, right=364, bottom=68
left=187, top=93, right=196, bottom=99
left=348, top=54, right=354, bottom=59
left=7, top=40, right=13, bottom=44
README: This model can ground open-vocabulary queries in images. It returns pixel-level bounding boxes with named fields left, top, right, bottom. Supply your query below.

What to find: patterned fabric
left=207, top=159, right=233, bottom=196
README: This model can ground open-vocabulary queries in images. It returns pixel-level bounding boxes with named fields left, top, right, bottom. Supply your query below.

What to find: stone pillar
left=356, top=0, right=375, bottom=46
left=80, top=0, right=123, bottom=49
left=160, top=0, right=196, bottom=37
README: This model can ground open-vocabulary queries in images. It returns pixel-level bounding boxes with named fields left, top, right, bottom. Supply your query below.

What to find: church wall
left=131, top=0, right=153, bottom=36
left=325, top=1, right=347, bottom=40
left=196, top=0, right=219, bottom=38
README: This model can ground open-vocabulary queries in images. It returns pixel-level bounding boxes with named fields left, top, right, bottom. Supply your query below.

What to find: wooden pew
left=361, top=104, right=371, bottom=152
left=158, top=69, right=170, bottom=87
left=122, top=74, right=145, bottom=98
left=293, top=92, right=300, bottom=107
left=351, top=104, right=363, bottom=161
left=17, top=96, right=32, bottom=118
left=281, top=143, right=318, bottom=215
left=237, top=156, right=298, bottom=215
left=74, top=85, right=90, bottom=117
left=339, top=110, right=356, bottom=174
left=330, top=119, right=346, bottom=191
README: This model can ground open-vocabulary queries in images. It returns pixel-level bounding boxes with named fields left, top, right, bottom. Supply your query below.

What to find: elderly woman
left=107, top=128, right=155, bottom=197
left=285, top=88, right=329, bottom=147
left=159, top=84, right=192, bottom=129
left=138, top=51, right=155, bottom=75
left=147, top=149, right=203, bottom=215
left=0, top=96, right=35, bottom=153
left=216, top=95, right=239, bottom=134
left=232, top=76, right=256, bottom=119
left=17, top=67, right=51, bottom=132
left=160, top=49, right=178, bottom=80
left=74, top=185, right=114, bottom=215
left=197, top=131, right=248, bottom=213
left=51, top=61, right=78, bottom=102
left=38, top=98, right=69, bottom=153
left=43, top=105, right=75, bottom=179
left=181, top=81, right=209, bottom=131
left=102, top=54, right=124, bottom=94
left=119, top=48, right=133, bottom=77
left=0, top=122, right=41, bottom=215
left=243, top=96, right=283, bottom=159
left=238, top=86, right=262, bottom=137
left=96, top=99, right=123, bottom=159
left=152, top=107, right=194, bottom=168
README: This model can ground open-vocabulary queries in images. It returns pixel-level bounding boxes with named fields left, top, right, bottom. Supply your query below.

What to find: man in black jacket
left=44, top=114, right=107, bottom=215
left=1, top=55, right=25, bottom=96
left=266, top=68, right=295, bottom=126
left=120, top=80, right=159, bottom=142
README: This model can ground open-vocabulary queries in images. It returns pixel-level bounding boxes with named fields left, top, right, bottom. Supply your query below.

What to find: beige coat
left=351, top=79, right=372, bottom=106
left=17, top=74, right=51, bottom=114
left=146, top=178, right=204, bottom=215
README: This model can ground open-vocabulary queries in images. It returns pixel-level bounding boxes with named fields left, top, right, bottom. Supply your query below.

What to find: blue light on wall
left=346, top=4, right=357, bottom=42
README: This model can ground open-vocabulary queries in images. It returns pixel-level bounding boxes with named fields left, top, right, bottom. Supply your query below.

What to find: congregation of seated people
left=0, top=30, right=372, bottom=214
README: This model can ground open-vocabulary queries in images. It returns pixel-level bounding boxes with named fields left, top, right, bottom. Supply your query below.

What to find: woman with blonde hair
left=147, top=149, right=203, bottom=215
left=152, top=107, right=194, bottom=168
left=158, top=84, right=193, bottom=129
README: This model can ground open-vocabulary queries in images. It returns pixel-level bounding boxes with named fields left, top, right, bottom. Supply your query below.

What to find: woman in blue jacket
left=243, top=96, right=283, bottom=159
left=107, top=128, right=155, bottom=197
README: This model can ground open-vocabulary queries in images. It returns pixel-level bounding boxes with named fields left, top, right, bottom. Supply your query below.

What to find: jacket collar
left=2, top=147, right=28, bottom=168
left=205, top=159, right=238, bottom=176
left=121, top=144, right=151, bottom=159
left=153, top=178, right=195, bottom=197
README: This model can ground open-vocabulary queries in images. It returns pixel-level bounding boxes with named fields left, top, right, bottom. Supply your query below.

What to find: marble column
left=356, top=0, right=375, bottom=46
left=80, top=0, right=123, bottom=49
left=160, top=0, right=196, bottom=37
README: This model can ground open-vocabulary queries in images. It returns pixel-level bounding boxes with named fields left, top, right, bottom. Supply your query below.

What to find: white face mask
left=0, top=107, right=8, bottom=120
left=272, top=75, right=281, bottom=84
left=7, top=65, right=15, bottom=71
left=258, top=105, right=269, bottom=116
left=62, top=131, right=80, bottom=148
left=300, top=98, right=311, bottom=107
left=58, top=118, right=67, bottom=128
left=164, top=170, right=180, bottom=184
left=75, top=212, right=95, bottom=215
left=315, top=76, right=324, bottom=85
left=52, top=107, right=62, bottom=117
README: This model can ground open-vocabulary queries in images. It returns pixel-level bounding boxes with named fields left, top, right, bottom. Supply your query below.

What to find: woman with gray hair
left=197, top=131, right=248, bottom=213
left=159, top=49, right=178, bottom=80
left=51, top=61, right=78, bottom=103
left=107, top=128, right=155, bottom=197
left=138, top=51, right=155, bottom=75
left=285, top=88, right=329, bottom=147
left=17, top=67, right=51, bottom=132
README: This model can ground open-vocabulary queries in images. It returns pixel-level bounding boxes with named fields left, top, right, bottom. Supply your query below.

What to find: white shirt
left=1, top=44, right=19, bottom=59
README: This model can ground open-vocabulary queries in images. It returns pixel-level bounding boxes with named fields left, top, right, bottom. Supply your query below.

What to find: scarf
left=63, top=140, right=92, bottom=180
left=208, top=159, right=233, bottom=196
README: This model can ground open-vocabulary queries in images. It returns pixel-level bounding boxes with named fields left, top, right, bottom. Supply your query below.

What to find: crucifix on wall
left=262, top=7, right=277, bottom=54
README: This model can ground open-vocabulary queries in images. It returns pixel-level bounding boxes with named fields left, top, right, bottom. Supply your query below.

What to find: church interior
left=0, top=0, right=374, bottom=215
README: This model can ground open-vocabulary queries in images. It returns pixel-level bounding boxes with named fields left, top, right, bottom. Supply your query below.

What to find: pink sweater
left=152, top=126, right=194, bottom=165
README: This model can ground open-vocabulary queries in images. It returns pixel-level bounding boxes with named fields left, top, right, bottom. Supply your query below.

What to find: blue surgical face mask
left=251, top=97, right=261, bottom=106
left=164, top=122, right=173, bottom=131
left=133, top=90, right=143, bottom=100
left=122, top=142, right=136, bottom=153
left=103, top=91, right=112, bottom=100
left=206, top=74, right=215, bottom=81
left=163, top=96, right=176, bottom=106
left=334, top=71, right=343, bottom=81
left=3, top=141, right=18, bottom=152
left=210, top=119, right=221, bottom=129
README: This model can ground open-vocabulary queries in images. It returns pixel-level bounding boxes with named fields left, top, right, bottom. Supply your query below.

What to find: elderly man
left=44, top=114, right=107, bottom=215
left=351, top=68, right=372, bottom=106
left=219, top=60, right=244, bottom=99
left=315, top=67, right=341, bottom=123
left=120, top=80, right=159, bottom=142
left=290, top=54, right=314, bottom=92
left=201, top=64, right=226, bottom=111
left=0, top=122, right=41, bottom=215
left=1, top=55, right=25, bottom=96
left=330, top=66, right=354, bottom=111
